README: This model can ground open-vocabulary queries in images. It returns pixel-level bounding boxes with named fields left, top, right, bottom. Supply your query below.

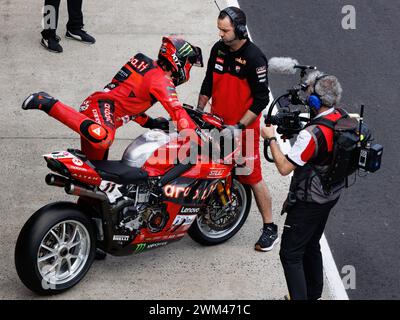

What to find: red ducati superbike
left=15, top=105, right=252, bottom=295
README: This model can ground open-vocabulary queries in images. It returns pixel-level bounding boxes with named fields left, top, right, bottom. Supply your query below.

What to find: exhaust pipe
left=45, top=173, right=68, bottom=188
left=65, top=183, right=108, bottom=201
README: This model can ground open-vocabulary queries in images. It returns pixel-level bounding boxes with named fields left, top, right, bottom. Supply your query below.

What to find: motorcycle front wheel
left=188, top=179, right=252, bottom=245
left=15, top=202, right=96, bottom=295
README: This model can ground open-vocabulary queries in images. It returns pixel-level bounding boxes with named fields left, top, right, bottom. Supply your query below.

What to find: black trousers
left=279, top=198, right=338, bottom=300
left=42, top=0, right=83, bottom=38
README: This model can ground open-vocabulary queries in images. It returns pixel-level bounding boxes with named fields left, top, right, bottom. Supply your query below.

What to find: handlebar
left=181, top=104, right=243, bottom=163
left=183, top=103, right=202, bottom=113
left=182, top=103, right=224, bottom=130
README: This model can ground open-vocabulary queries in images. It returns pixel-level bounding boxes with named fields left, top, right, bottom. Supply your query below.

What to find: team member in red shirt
left=261, top=72, right=344, bottom=300
left=22, top=36, right=204, bottom=160
left=197, top=7, right=278, bottom=251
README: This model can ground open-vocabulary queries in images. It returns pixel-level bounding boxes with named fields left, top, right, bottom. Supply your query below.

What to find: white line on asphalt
left=225, top=0, right=349, bottom=300
left=321, top=234, right=350, bottom=300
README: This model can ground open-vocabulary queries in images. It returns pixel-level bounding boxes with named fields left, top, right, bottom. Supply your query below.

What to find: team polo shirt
left=200, top=40, right=270, bottom=128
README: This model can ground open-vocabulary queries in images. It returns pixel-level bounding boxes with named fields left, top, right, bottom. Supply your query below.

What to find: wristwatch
left=265, top=136, right=277, bottom=146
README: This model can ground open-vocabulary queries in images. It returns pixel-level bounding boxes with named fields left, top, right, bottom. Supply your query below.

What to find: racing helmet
left=158, top=36, right=203, bottom=86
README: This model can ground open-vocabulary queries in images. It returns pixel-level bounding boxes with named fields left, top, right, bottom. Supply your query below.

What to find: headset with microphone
left=220, top=6, right=248, bottom=40
left=307, top=74, right=330, bottom=110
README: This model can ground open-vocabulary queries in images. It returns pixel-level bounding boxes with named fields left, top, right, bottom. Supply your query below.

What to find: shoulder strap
left=335, top=108, right=349, bottom=117
left=308, top=118, right=336, bottom=130
left=306, top=108, right=348, bottom=130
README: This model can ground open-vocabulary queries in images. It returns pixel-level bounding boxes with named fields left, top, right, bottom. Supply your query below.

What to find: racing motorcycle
left=15, top=105, right=252, bottom=295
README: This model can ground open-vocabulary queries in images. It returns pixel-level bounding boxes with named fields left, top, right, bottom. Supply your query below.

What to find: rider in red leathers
left=22, top=36, right=204, bottom=160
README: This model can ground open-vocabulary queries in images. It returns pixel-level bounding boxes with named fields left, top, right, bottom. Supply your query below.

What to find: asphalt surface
left=239, top=0, right=400, bottom=299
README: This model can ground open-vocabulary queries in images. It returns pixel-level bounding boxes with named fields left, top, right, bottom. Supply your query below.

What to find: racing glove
left=142, top=116, right=170, bottom=131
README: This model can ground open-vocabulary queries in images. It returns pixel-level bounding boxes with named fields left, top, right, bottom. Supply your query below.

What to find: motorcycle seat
left=90, top=160, right=148, bottom=185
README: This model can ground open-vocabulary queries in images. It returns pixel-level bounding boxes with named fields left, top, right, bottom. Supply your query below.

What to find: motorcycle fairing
left=111, top=201, right=197, bottom=256
left=162, top=177, right=218, bottom=205
left=43, top=150, right=101, bottom=186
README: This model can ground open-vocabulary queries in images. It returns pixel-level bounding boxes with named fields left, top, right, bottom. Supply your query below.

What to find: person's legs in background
left=66, top=0, right=83, bottom=31
left=302, top=215, right=328, bottom=300
left=239, top=126, right=278, bottom=251
left=279, top=221, right=309, bottom=299
left=279, top=200, right=336, bottom=300
left=279, top=201, right=316, bottom=300
left=41, top=0, right=63, bottom=52
left=251, top=180, right=273, bottom=224
left=65, top=0, right=96, bottom=44
left=251, top=180, right=279, bottom=251
left=303, top=200, right=338, bottom=300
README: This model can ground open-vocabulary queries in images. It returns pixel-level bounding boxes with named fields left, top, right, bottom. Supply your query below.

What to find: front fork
left=216, top=176, right=233, bottom=206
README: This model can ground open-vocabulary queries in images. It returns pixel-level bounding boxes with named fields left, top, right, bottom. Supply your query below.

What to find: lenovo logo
left=180, top=207, right=200, bottom=214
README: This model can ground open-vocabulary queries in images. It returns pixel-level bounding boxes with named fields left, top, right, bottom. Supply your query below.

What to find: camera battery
left=358, top=144, right=383, bottom=172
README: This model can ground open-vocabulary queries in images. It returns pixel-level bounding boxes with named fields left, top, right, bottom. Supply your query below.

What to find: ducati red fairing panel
left=43, top=150, right=101, bottom=186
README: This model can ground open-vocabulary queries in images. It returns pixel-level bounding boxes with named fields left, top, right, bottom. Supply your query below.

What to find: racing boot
left=21, top=92, right=58, bottom=114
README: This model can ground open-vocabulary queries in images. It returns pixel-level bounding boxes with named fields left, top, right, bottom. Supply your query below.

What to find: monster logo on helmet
left=158, top=36, right=204, bottom=86
left=178, top=42, right=194, bottom=57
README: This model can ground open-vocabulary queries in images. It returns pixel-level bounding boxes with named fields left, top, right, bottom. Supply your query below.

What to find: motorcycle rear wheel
left=188, top=179, right=252, bottom=245
left=15, top=202, right=96, bottom=295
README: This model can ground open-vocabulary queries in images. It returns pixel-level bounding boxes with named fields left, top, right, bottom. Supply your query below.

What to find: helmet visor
left=188, top=46, right=204, bottom=67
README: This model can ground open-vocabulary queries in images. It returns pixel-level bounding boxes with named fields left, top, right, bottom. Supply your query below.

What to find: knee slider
left=80, top=120, right=109, bottom=144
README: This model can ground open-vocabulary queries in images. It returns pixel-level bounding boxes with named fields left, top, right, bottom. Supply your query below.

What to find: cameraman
left=261, top=71, right=344, bottom=300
